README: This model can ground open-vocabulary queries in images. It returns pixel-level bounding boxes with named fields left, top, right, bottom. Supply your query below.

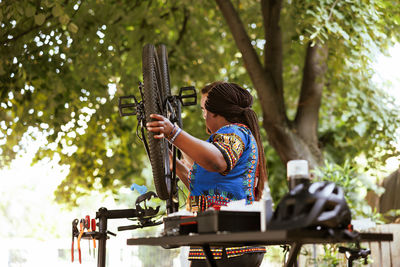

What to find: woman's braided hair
left=201, top=81, right=268, bottom=200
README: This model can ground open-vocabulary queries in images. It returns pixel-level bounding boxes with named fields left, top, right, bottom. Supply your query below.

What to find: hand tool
left=77, top=218, right=85, bottom=263
left=91, top=218, right=97, bottom=255
left=71, top=219, right=79, bottom=262
left=85, top=215, right=91, bottom=255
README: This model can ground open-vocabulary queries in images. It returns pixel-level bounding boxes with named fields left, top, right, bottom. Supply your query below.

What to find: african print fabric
left=187, top=124, right=266, bottom=260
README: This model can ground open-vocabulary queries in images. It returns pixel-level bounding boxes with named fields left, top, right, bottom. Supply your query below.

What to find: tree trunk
left=216, top=0, right=327, bottom=169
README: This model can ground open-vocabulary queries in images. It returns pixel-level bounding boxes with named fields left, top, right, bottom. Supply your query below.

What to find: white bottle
left=260, top=182, right=273, bottom=232
left=287, top=160, right=310, bottom=190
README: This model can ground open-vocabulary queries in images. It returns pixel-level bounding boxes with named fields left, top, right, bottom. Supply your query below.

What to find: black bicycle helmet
left=268, top=181, right=351, bottom=230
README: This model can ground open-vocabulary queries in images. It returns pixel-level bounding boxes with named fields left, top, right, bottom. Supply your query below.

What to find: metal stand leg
left=285, top=242, right=301, bottom=267
left=97, top=208, right=108, bottom=267
left=166, top=146, right=179, bottom=214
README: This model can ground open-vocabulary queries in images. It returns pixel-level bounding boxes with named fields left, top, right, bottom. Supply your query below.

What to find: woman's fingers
left=146, top=125, right=165, bottom=132
left=146, top=114, right=174, bottom=139
left=146, top=121, right=166, bottom=133
left=146, top=120, right=165, bottom=127
left=147, top=114, right=166, bottom=128
left=153, top=133, right=164, bottom=139
left=149, top=113, right=164, bottom=120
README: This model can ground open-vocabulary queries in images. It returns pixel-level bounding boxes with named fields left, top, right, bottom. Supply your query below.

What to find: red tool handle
left=71, top=242, right=74, bottom=262
left=85, top=215, right=90, bottom=229
left=91, top=218, right=97, bottom=249
left=91, top=218, right=96, bottom=231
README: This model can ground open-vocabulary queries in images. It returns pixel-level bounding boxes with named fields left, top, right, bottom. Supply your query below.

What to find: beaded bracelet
left=166, top=125, right=176, bottom=139
left=169, top=127, right=182, bottom=143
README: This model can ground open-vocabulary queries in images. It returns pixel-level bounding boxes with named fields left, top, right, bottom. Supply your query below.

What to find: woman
left=146, top=81, right=268, bottom=266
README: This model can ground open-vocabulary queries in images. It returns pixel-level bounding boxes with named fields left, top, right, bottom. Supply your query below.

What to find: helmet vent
left=324, top=201, right=336, bottom=212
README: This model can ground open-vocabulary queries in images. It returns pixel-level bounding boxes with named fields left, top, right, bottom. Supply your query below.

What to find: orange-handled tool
left=77, top=219, right=85, bottom=264
left=71, top=219, right=79, bottom=262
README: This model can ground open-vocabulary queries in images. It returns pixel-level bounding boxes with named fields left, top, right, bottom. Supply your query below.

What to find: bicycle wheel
left=157, top=44, right=172, bottom=101
left=157, top=44, right=183, bottom=129
left=142, top=44, right=170, bottom=200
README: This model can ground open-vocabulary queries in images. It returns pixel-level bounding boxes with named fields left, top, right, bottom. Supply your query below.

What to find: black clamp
left=117, top=191, right=162, bottom=231
left=338, top=245, right=371, bottom=267
left=135, top=191, right=160, bottom=217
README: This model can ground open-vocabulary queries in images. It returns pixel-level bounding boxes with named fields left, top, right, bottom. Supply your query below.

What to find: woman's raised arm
left=146, top=114, right=227, bottom=173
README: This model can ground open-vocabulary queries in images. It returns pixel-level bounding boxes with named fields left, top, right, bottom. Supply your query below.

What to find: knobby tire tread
left=142, top=44, right=169, bottom=200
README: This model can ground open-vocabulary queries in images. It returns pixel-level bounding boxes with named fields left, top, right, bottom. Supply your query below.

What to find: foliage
left=302, top=243, right=367, bottom=267
left=319, top=57, right=400, bottom=169
left=283, top=0, right=400, bottom=163
left=313, top=160, right=385, bottom=222
left=0, top=0, right=400, bottom=206
left=308, top=244, right=341, bottom=267
left=265, top=145, right=288, bottom=204
left=0, top=0, right=234, bottom=205
left=273, top=0, right=400, bottom=198
left=382, top=209, right=400, bottom=222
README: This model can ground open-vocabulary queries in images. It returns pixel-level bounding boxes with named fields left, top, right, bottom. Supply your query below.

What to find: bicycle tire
left=157, top=45, right=183, bottom=129
left=157, top=45, right=172, bottom=100
left=142, top=44, right=170, bottom=200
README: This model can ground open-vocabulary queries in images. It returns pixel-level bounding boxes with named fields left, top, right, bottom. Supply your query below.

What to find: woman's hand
left=146, top=114, right=175, bottom=139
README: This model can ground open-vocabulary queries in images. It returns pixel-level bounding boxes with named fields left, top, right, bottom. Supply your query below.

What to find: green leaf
left=25, top=5, right=36, bottom=18
left=58, top=14, right=70, bottom=25
left=68, top=22, right=79, bottom=34
left=34, top=14, right=46, bottom=25
left=52, top=4, right=63, bottom=17
left=16, top=5, right=24, bottom=16
left=43, top=0, right=55, bottom=8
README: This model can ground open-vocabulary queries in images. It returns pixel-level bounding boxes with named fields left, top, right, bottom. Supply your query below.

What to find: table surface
left=126, top=229, right=393, bottom=248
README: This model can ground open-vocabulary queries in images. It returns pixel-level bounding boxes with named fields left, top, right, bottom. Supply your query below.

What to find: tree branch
left=295, top=41, right=328, bottom=153
left=176, top=7, right=189, bottom=46
left=0, top=19, right=44, bottom=46
left=0, top=0, right=74, bottom=46
left=169, top=7, right=190, bottom=57
left=215, top=0, right=285, bottom=124
left=328, top=0, right=340, bottom=21
left=261, top=0, right=283, bottom=94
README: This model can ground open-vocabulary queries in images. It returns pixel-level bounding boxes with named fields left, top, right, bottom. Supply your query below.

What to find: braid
left=202, top=81, right=268, bottom=200
left=243, top=108, right=268, bottom=200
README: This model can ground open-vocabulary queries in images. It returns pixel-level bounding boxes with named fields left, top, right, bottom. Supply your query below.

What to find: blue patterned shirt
left=188, top=123, right=258, bottom=212
left=187, top=123, right=266, bottom=260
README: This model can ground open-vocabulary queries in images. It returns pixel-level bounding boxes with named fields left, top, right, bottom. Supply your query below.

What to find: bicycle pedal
left=118, top=95, right=138, bottom=116
left=178, top=86, right=197, bottom=106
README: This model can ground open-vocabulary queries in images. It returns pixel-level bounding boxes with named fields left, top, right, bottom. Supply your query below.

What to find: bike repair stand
left=96, top=207, right=136, bottom=267
left=98, top=191, right=161, bottom=267
left=74, top=191, right=161, bottom=267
